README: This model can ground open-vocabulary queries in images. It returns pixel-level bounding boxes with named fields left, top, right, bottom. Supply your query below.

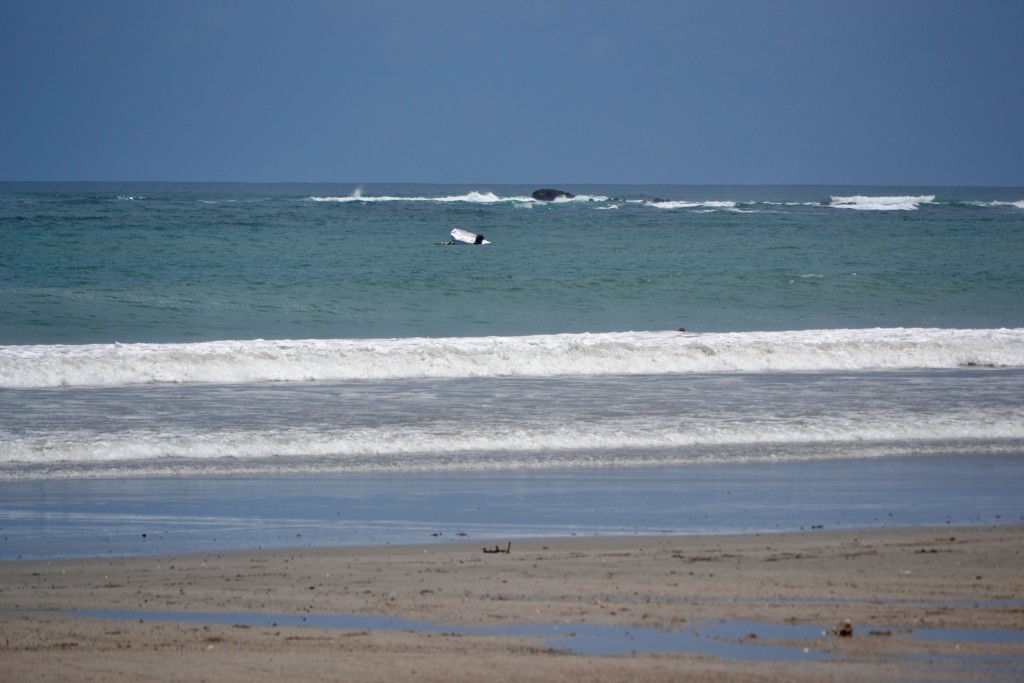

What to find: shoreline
left=3, top=525, right=1022, bottom=681
left=4, top=454, right=1023, bottom=561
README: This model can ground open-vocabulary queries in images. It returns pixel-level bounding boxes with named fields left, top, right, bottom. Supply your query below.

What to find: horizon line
left=2, top=179, right=1023, bottom=189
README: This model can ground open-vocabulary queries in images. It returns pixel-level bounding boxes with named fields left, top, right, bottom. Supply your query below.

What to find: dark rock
left=532, top=188, right=575, bottom=202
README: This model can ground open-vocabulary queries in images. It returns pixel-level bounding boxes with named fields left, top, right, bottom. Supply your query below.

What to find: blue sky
left=2, top=0, right=1022, bottom=185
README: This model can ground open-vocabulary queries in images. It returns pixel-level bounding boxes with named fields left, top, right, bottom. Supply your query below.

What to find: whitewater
left=2, top=182, right=1023, bottom=483
left=4, top=362, right=1023, bottom=478
left=3, top=182, right=1024, bottom=559
left=3, top=328, right=1024, bottom=389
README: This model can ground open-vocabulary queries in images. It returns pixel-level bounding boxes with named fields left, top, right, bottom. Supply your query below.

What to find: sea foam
left=829, top=195, right=936, bottom=211
left=4, top=412, right=1023, bottom=473
left=306, top=191, right=609, bottom=205
left=2, top=328, right=1022, bottom=389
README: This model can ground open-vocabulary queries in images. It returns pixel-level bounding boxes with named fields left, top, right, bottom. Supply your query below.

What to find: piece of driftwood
left=827, top=619, right=854, bottom=637
left=483, top=542, right=511, bottom=554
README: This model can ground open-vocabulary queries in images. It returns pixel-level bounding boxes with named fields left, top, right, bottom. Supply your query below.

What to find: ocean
left=2, top=182, right=1023, bottom=557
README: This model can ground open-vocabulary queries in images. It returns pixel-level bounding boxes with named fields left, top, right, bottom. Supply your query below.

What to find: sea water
left=2, top=183, right=1023, bottom=556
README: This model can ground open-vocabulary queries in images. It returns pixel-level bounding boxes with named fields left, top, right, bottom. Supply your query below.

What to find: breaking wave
left=3, top=327, right=1022, bottom=389
left=308, top=191, right=608, bottom=205
left=305, top=190, right=1023, bottom=213
left=828, top=195, right=937, bottom=211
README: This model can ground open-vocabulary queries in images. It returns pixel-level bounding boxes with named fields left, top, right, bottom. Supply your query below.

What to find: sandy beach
left=1, top=525, right=1021, bottom=682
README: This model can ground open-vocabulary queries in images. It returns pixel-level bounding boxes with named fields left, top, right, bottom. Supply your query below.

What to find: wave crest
left=307, top=190, right=612, bottom=205
left=2, top=328, right=1022, bottom=389
left=829, top=195, right=936, bottom=211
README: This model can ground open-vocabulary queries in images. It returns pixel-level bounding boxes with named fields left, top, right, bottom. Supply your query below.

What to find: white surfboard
left=451, top=228, right=490, bottom=245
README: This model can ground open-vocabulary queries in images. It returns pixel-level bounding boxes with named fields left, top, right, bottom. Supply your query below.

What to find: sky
left=1, top=0, right=1022, bottom=186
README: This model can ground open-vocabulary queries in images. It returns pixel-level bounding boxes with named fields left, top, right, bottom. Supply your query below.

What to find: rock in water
left=532, top=188, right=575, bottom=202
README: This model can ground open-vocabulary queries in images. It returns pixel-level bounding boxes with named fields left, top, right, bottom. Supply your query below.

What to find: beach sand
left=2, top=525, right=1022, bottom=682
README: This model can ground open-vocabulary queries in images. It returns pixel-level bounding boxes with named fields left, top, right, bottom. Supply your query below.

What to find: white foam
left=2, top=328, right=1022, bottom=389
left=829, top=195, right=936, bottom=211
left=308, top=191, right=535, bottom=204
left=553, top=193, right=609, bottom=203
left=301, top=193, right=1018, bottom=212
left=4, top=412, right=1022, bottom=476
left=636, top=200, right=739, bottom=210
left=308, top=191, right=610, bottom=205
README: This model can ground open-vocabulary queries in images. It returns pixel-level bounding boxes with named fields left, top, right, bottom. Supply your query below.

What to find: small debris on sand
left=827, top=619, right=854, bottom=637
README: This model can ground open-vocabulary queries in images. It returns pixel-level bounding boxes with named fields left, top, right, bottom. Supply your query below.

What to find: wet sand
left=2, top=525, right=1022, bottom=682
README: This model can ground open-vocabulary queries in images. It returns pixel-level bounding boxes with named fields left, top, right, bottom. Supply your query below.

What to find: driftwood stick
left=483, top=542, right=511, bottom=554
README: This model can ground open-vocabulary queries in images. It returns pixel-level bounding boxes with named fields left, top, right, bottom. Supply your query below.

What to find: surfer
left=449, top=227, right=490, bottom=245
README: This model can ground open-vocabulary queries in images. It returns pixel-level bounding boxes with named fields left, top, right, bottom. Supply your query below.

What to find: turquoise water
left=3, top=183, right=1023, bottom=344
left=1, top=183, right=1023, bottom=556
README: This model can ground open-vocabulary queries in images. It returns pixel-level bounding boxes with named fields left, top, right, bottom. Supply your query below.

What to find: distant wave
left=981, top=199, right=1024, bottom=209
left=640, top=199, right=739, bottom=211
left=3, top=328, right=1022, bottom=389
left=307, top=191, right=609, bottom=205
left=309, top=192, right=765, bottom=212
left=309, top=190, right=531, bottom=204
left=828, top=195, right=936, bottom=211
left=304, top=190, right=1023, bottom=212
